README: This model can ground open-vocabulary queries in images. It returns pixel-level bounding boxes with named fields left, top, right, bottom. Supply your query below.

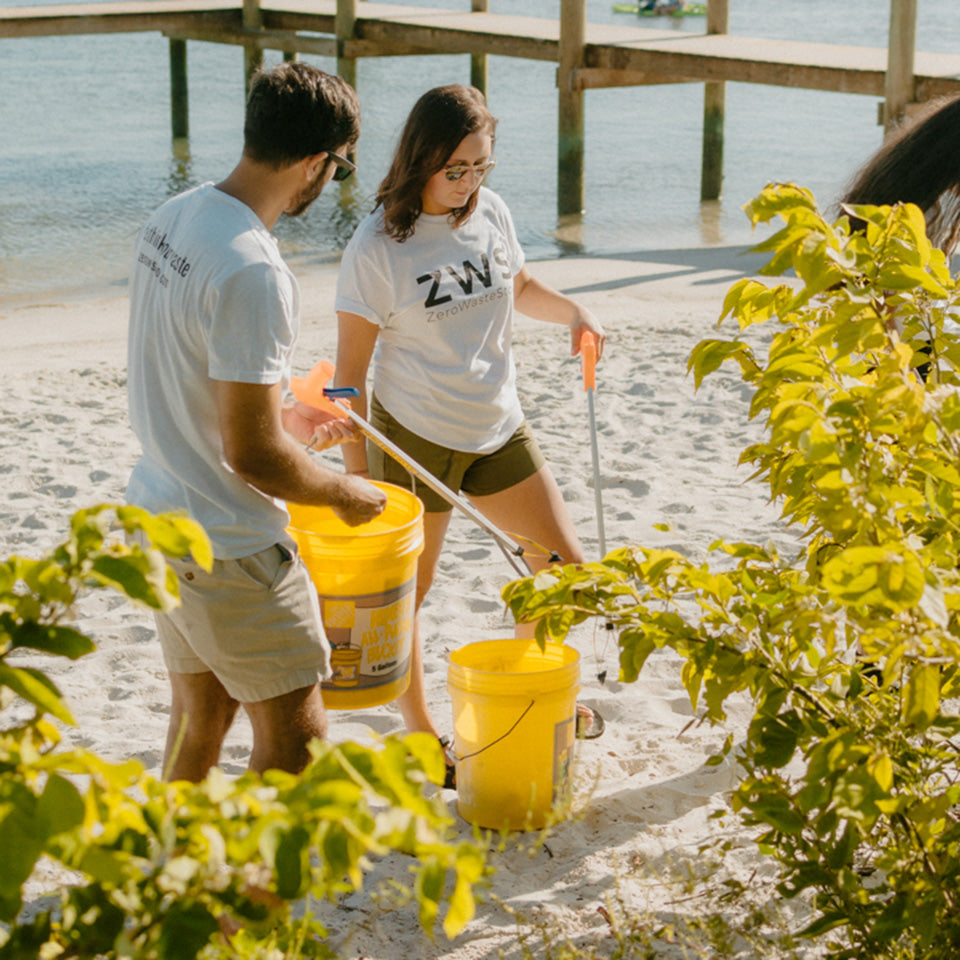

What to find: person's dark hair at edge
left=840, top=93, right=960, bottom=255
left=376, top=84, right=497, bottom=242
left=244, top=62, right=361, bottom=170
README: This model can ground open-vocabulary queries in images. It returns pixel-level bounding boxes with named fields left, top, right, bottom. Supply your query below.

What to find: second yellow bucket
left=287, top=481, right=424, bottom=709
left=447, top=639, right=580, bottom=830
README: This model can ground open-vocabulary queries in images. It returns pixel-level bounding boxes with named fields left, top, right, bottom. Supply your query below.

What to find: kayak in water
left=612, top=1, right=707, bottom=15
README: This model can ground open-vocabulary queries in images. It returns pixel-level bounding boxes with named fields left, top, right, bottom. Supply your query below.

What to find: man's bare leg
left=165, top=670, right=240, bottom=782
left=244, top=683, right=327, bottom=775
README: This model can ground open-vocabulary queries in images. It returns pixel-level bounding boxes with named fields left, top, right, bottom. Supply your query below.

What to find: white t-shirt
left=336, top=187, right=526, bottom=453
left=126, top=182, right=300, bottom=558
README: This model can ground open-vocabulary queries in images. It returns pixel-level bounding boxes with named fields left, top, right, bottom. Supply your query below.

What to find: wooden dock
left=7, top=0, right=960, bottom=98
left=4, top=0, right=958, bottom=213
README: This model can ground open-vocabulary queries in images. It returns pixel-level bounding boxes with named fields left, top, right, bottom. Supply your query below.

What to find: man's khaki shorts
left=368, top=394, right=546, bottom=513
left=154, top=542, right=331, bottom=704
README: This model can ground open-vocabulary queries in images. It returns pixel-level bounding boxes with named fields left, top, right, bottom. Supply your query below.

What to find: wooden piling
left=470, top=0, right=488, bottom=95
left=884, top=0, right=916, bottom=132
left=700, top=0, right=728, bottom=201
left=336, top=0, right=357, bottom=91
left=169, top=37, right=188, bottom=139
left=557, top=0, right=585, bottom=216
left=243, top=0, right=262, bottom=85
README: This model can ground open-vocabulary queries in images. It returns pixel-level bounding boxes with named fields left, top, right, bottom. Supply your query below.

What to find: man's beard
left=287, top=162, right=328, bottom=218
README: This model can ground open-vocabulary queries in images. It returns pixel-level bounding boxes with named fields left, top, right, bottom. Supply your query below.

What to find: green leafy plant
left=0, top=505, right=485, bottom=958
left=503, top=185, right=960, bottom=959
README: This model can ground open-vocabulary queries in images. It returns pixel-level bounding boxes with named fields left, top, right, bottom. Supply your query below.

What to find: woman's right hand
left=333, top=473, right=387, bottom=526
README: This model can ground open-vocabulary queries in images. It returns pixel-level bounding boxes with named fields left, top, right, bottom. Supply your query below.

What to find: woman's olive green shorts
left=368, top=394, right=546, bottom=513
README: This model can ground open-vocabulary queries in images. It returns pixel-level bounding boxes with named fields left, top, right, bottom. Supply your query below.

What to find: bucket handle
left=451, top=699, right=535, bottom=762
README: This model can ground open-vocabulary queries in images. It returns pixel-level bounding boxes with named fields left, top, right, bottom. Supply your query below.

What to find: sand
left=0, top=246, right=816, bottom=957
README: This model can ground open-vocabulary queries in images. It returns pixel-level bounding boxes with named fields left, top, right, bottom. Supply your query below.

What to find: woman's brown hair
left=376, top=85, right=497, bottom=242
left=839, top=94, right=960, bottom=255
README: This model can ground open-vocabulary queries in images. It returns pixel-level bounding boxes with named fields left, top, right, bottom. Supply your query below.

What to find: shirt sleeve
left=488, top=189, right=525, bottom=277
left=335, top=219, right=396, bottom=327
left=207, top=262, right=298, bottom=384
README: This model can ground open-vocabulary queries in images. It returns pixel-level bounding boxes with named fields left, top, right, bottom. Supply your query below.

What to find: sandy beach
left=0, top=246, right=815, bottom=957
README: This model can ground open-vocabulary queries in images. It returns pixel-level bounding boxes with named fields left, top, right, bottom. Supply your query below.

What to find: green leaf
left=89, top=554, right=179, bottom=612
left=76, top=846, right=131, bottom=887
left=749, top=712, right=801, bottom=769
left=4, top=617, right=95, bottom=660
left=0, top=663, right=73, bottom=723
left=747, top=792, right=805, bottom=835
left=798, top=911, right=851, bottom=938
left=442, top=848, right=484, bottom=938
left=866, top=750, right=893, bottom=792
left=416, top=860, right=445, bottom=932
left=37, top=773, right=85, bottom=837
left=687, top=339, right=748, bottom=389
left=156, top=901, right=219, bottom=960
left=903, top=663, right=940, bottom=731
left=618, top=628, right=656, bottom=683
left=869, top=893, right=907, bottom=942
left=275, top=825, right=311, bottom=900
left=117, top=506, right=213, bottom=569
left=0, top=789, right=41, bottom=921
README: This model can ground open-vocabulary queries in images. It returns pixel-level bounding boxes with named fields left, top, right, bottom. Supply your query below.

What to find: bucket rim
left=450, top=636, right=578, bottom=661
left=287, top=480, right=424, bottom=539
left=448, top=639, right=580, bottom=686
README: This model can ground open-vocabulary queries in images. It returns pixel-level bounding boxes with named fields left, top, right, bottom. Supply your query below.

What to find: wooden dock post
left=557, top=0, right=585, bottom=216
left=700, top=0, right=728, bottom=201
left=169, top=38, right=188, bottom=139
left=470, top=0, right=488, bottom=95
left=336, top=0, right=357, bottom=91
left=884, top=0, right=916, bottom=132
left=243, top=0, right=262, bottom=85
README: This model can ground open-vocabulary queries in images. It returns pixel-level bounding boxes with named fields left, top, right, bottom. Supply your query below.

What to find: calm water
left=2, top=0, right=959, bottom=298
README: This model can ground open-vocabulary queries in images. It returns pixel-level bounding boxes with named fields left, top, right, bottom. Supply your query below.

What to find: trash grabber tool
left=580, top=330, right=606, bottom=558
left=290, top=362, right=530, bottom=577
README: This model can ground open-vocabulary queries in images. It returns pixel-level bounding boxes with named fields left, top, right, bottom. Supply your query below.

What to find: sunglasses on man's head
left=444, top=159, right=496, bottom=182
left=328, top=151, right=356, bottom=182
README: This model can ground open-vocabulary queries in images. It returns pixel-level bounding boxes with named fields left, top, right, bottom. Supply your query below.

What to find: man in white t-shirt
left=126, top=63, right=386, bottom=782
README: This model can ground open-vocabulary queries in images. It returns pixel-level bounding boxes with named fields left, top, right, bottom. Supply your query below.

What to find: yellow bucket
left=287, top=482, right=424, bottom=709
left=447, top=639, right=580, bottom=830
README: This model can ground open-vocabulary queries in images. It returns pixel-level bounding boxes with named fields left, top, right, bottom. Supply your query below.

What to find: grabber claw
left=289, top=360, right=358, bottom=419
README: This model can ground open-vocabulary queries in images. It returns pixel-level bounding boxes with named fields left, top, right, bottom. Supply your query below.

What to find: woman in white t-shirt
left=334, top=85, right=606, bottom=783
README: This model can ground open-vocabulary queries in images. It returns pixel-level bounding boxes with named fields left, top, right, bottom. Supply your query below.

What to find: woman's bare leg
left=396, top=510, right=452, bottom=735
left=469, top=463, right=584, bottom=636
left=469, top=465, right=600, bottom=735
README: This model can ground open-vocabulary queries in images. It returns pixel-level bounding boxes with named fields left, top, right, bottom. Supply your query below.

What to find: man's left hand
left=282, top=401, right=358, bottom=450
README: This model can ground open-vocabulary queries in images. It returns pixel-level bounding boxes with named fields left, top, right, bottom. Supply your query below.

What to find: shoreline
left=0, top=242, right=771, bottom=370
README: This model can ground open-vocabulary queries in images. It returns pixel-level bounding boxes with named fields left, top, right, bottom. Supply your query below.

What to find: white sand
left=0, top=248, right=812, bottom=956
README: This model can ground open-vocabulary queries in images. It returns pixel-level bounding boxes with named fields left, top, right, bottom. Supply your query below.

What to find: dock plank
left=3, top=0, right=960, bottom=99
left=0, top=0, right=240, bottom=36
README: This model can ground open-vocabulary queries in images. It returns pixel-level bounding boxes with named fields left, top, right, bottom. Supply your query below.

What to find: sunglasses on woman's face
left=443, top=159, right=496, bottom=182
left=328, top=151, right=356, bottom=182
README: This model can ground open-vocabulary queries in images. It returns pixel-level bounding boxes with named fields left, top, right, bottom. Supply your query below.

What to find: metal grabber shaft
left=288, top=361, right=529, bottom=577
left=335, top=401, right=529, bottom=576
left=580, top=330, right=607, bottom=558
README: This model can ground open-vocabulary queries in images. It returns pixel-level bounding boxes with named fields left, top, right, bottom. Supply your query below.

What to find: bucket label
left=553, top=716, right=575, bottom=805
left=320, top=579, right=415, bottom=690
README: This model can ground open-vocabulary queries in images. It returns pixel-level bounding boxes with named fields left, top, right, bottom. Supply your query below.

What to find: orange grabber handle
left=289, top=360, right=354, bottom=418
left=580, top=330, right=597, bottom=392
